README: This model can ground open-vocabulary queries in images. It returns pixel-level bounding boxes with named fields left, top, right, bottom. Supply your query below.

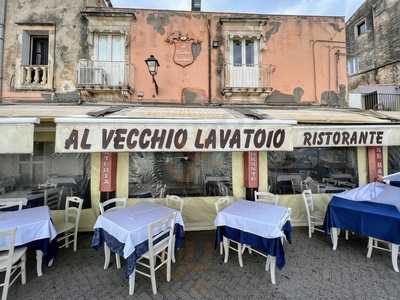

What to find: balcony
left=77, top=60, right=133, bottom=98
left=363, top=92, right=400, bottom=111
left=19, top=65, right=51, bottom=90
left=222, top=63, right=273, bottom=102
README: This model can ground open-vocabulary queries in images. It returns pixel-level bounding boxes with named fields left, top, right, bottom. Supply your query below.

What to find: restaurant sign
left=55, top=119, right=294, bottom=153
left=295, top=126, right=400, bottom=148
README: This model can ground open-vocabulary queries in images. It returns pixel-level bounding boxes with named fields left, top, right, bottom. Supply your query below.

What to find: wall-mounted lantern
left=145, top=55, right=160, bottom=95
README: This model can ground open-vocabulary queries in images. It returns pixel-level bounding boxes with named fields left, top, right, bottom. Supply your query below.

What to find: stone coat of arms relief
left=166, top=32, right=201, bottom=67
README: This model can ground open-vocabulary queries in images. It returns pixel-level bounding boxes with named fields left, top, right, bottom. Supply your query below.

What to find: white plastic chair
left=302, top=190, right=324, bottom=238
left=366, top=238, right=397, bottom=269
left=0, top=228, right=27, bottom=300
left=100, top=198, right=127, bottom=270
left=254, top=191, right=279, bottom=205
left=165, top=195, right=183, bottom=263
left=129, top=212, right=176, bottom=295
left=0, top=200, right=24, bottom=211
left=215, top=197, right=232, bottom=255
left=54, top=196, right=83, bottom=251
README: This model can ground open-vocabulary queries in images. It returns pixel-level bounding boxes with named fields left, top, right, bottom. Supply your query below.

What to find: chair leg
left=150, top=258, right=157, bottom=295
left=167, top=246, right=172, bottom=282
left=223, top=237, right=229, bottom=263
left=391, top=244, right=399, bottom=273
left=171, top=234, right=176, bottom=263
left=48, top=259, right=54, bottom=267
left=345, top=230, right=349, bottom=240
left=237, top=244, right=243, bottom=268
left=270, top=256, right=276, bottom=285
left=73, top=231, right=78, bottom=252
left=248, top=247, right=252, bottom=254
left=367, top=237, right=373, bottom=258
left=308, top=224, right=312, bottom=238
left=265, top=256, right=270, bottom=271
left=36, top=250, right=43, bottom=277
left=129, top=271, right=136, bottom=295
left=104, top=244, right=111, bottom=270
left=65, top=234, right=69, bottom=248
left=2, top=266, right=10, bottom=300
left=21, top=253, right=26, bottom=285
left=219, top=242, right=223, bottom=255
left=116, top=254, right=121, bottom=269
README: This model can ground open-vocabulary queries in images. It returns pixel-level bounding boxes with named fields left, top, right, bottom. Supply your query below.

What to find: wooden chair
left=100, top=198, right=127, bottom=270
left=302, top=190, right=324, bottom=238
left=0, top=228, right=27, bottom=300
left=254, top=191, right=279, bottom=205
left=165, top=195, right=183, bottom=263
left=0, top=200, right=24, bottom=211
left=366, top=238, right=395, bottom=265
left=54, top=197, right=83, bottom=251
left=129, top=212, right=176, bottom=295
left=214, top=197, right=232, bottom=255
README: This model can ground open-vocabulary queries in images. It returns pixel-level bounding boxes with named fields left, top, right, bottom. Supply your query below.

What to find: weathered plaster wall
left=347, top=0, right=400, bottom=91
left=2, top=0, right=88, bottom=102
left=130, top=10, right=346, bottom=105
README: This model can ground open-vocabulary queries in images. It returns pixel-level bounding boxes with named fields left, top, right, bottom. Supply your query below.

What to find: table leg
left=129, top=270, right=136, bottom=295
left=331, top=227, right=338, bottom=250
left=104, top=244, right=111, bottom=270
left=270, top=256, right=276, bottom=285
left=391, top=244, right=399, bottom=273
left=223, top=237, right=229, bottom=263
left=237, top=244, right=243, bottom=268
left=36, top=250, right=43, bottom=277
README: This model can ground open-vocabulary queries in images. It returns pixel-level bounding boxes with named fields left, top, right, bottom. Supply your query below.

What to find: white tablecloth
left=46, top=177, right=77, bottom=186
left=94, top=202, right=185, bottom=258
left=0, top=206, right=57, bottom=246
left=215, top=200, right=290, bottom=239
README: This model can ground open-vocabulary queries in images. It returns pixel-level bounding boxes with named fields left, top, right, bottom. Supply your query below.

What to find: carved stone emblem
left=166, top=32, right=200, bottom=67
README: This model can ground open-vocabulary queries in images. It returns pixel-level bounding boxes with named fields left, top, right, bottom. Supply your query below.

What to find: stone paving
left=8, top=228, right=400, bottom=299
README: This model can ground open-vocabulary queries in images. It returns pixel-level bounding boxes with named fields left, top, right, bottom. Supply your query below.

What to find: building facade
left=1, top=0, right=400, bottom=232
left=347, top=0, right=400, bottom=109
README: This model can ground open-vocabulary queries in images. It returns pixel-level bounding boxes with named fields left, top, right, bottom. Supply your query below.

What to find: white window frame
left=347, top=56, right=360, bottom=75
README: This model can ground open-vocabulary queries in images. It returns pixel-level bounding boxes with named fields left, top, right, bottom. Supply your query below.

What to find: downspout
left=207, top=17, right=212, bottom=104
left=311, top=39, right=346, bottom=102
left=0, top=0, right=7, bottom=103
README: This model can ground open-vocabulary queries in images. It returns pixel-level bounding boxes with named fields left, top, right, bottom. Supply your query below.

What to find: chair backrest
left=99, top=198, right=127, bottom=215
left=254, top=191, right=279, bottom=205
left=0, top=200, right=23, bottom=211
left=166, top=195, right=183, bottom=213
left=65, top=197, right=83, bottom=228
left=147, top=212, right=176, bottom=257
left=302, top=189, right=314, bottom=218
left=44, top=186, right=62, bottom=209
left=159, top=184, right=167, bottom=198
left=0, top=228, right=17, bottom=273
left=214, top=197, right=231, bottom=213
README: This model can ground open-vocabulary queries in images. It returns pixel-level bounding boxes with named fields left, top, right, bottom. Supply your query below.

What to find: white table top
left=215, top=200, right=290, bottom=239
left=0, top=206, right=57, bottom=246
left=46, top=177, right=77, bottom=185
left=94, top=202, right=185, bottom=258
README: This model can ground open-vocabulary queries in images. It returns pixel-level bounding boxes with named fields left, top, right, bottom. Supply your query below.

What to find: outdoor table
left=215, top=200, right=292, bottom=282
left=45, top=176, right=77, bottom=186
left=0, top=206, right=58, bottom=276
left=323, top=196, right=400, bottom=272
left=91, top=202, right=185, bottom=277
left=0, top=189, right=46, bottom=208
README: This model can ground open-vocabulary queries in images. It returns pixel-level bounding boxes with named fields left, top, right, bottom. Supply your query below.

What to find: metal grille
left=363, top=92, right=400, bottom=111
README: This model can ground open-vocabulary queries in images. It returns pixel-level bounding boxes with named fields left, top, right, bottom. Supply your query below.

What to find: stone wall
left=347, top=0, right=400, bottom=91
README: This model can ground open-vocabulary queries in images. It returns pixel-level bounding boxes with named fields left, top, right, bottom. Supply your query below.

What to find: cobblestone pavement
left=8, top=228, right=400, bottom=299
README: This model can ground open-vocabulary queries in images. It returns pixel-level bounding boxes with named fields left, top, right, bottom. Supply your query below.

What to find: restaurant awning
left=0, top=117, right=39, bottom=154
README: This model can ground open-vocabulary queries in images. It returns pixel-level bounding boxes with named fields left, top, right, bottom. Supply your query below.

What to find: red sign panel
left=244, top=152, right=259, bottom=188
left=367, top=146, right=384, bottom=182
left=100, top=152, right=117, bottom=192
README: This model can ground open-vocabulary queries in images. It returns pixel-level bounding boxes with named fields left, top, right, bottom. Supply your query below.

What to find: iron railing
left=363, top=92, right=400, bottom=111
left=224, top=63, right=273, bottom=89
left=77, top=59, right=132, bottom=88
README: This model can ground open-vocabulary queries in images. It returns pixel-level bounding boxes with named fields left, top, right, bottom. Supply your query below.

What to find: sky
left=111, top=0, right=365, bottom=19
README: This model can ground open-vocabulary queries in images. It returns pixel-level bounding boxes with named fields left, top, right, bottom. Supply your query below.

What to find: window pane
left=245, top=40, right=254, bottom=66
left=389, top=146, right=400, bottom=174
left=0, top=143, right=91, bottom=210
left=233, top=40, right=242, bottom=66
left=129, top=152, right=232, bottom=197
left=268, top=148, right=358, bottom=194
left=97, top=35, right=111, bottom=61
left=111, top=35, right=124, bottom=62
left=357, top=21, right=367, bottom=36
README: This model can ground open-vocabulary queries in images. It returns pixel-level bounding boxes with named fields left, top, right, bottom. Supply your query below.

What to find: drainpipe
left=207, top=17, right=212, bottom=104
left=0, top=0, right=7, bottom=102
left=311, top=40, right=346, bottom=102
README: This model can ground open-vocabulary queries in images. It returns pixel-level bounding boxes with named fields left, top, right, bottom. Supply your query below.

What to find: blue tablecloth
left=215, top=221, right=292, bottom=270
left=92, top=224, right=184, bottom=277
left=23, top=238, right=58, bottom=264
left=323, top=196, right=400, bottom=244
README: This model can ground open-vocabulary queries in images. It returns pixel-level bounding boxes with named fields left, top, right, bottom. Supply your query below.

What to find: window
left=30, top=36, right=49, bottom=65
left=231, top=39, right=256, bottom=67
left=128, top=152, right=232, bottom=197
left=356, top=20, right=367, bottom=36
left=268, top=148, right=358, bottom=195
left=388, top=146, right=400, bottom=174
left=0, top=142, right=91, bottom=210
left=347, top=56, right=360, bottom=75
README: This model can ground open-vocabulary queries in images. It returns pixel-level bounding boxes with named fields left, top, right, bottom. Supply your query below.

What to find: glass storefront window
left=388, top=146, right=400, bottom=174
left=0, top=141, right=91, bottom=209
left=129, top=152, right=232, bottom=197
left=268, top=147, right=358, bottom=195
